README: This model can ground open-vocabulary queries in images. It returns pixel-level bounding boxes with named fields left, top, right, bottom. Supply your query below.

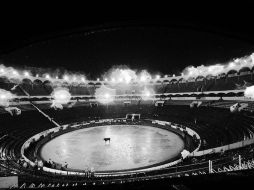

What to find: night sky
left=1, top=23, right=254, bottom=79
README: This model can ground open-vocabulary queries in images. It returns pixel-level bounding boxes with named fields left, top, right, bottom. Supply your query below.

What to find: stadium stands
left=1, top=71, right=254, bottom=189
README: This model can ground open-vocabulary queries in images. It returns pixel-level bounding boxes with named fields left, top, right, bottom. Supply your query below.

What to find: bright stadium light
left=55, top=76, right=59, bottom=79
left=145, top=91, right=150, bottom=97
left=156, top=75, right=160, bottom=80
left=0, top=68, right=5, bottom=73
left=234, top=58, right=239, bottom=63
left=111, top=78, right=116, bottom=83
left=124, top=74, right=132, bottom=84
left=36, top=74, right=39, bottom=77
left=81, top=77, right=85, bottom=82
left=95, top=86, right=116, bottom=104
left=139, top=70, right=151, bottom=83
left=12, top=70, right=18, bottom=76
left=97, top=78, right=100, bottom=81
left=0, top=89, right=15, bottom=107
left=125, top=78, right=131, bottom=84
left=140, top=76, right=146, bottom=82
left=105, top=78, right=108, bottom=82
left=228, top=62, right=235, bottom=69
left=104, top=93, right=110, bottom=99
left=24, top=71, right=30, bottom=77
left=141, top=87, right=155, bottom=101
left=45, top=74, right=50, bottom=79
left=0, top=94, right=6, bottom=99
left=51, top=87, right=71, bottom=105
left=63, top=75, right=69, bottom=81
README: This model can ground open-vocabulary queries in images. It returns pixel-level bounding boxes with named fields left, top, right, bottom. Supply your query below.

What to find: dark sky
left=1, top=17, right=254, bottom=79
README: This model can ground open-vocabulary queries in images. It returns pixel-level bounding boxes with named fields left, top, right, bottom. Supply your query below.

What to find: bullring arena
left=1, top=26, right=254, bottom=190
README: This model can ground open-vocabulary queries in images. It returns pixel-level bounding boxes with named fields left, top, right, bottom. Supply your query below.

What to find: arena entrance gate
left=126, top=114, right=141, bottom=121
left=155, top=100, right=165, bottom=107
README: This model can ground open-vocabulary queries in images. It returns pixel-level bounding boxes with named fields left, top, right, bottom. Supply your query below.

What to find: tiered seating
left=0, top=102, right=253, bottom=186
left=182, top=82, right=196, bottom=92
left=1, top=73, right=254, bottom=186
left=154, top=84, right=166, bottom=94
left=238, top=74, right=254, bottom=85
left=2, top=73, right=254, bottom=98
left=20, top=83, right=50, bottom=96
left=68, top=86, right=91, bottom=96
left=167, top=83, right=180, bottom=93
left=208, top=101, right=236, bottom=109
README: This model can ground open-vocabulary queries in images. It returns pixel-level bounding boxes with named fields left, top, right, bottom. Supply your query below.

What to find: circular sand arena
left=40, top=125, right=184, bottom=172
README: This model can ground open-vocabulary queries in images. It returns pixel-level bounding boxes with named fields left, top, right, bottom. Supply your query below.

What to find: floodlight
left=63, top=75, right=69, bottom=81
left=24, top=71, right=30, bottom=77
left=12, top=70, right=18, bottom=75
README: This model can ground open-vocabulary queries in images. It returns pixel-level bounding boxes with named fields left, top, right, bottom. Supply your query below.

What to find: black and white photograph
left=0, top=7, right=254, bottom=190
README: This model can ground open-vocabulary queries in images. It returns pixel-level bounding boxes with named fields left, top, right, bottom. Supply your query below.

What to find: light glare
left=24, top=71, right=30, bottom=77
left=0, top=89, right=15, bottom=107
left=45, top=74, right=50, bottom=79
left=51, top=87, right=71, bottom=105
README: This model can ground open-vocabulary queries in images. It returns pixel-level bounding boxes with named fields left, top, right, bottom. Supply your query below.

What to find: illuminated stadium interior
left=1, top=19, right=254, bottom=190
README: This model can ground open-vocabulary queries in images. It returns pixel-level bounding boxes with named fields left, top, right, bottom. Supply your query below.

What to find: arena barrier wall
left=21, top=119, right=199, bottom=176
left=21, top=122, right=89, bottom=167
left=21, top=118, right=254, bottom=175
left=189, top=137, right=254, bottom=157
left=9, top=96, right=252, bottom=108
left=8, top=89, right=254, bottom=108
left=0, top=176, right=18, bottom=189
left=151, top=120, right=201, bottom=154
